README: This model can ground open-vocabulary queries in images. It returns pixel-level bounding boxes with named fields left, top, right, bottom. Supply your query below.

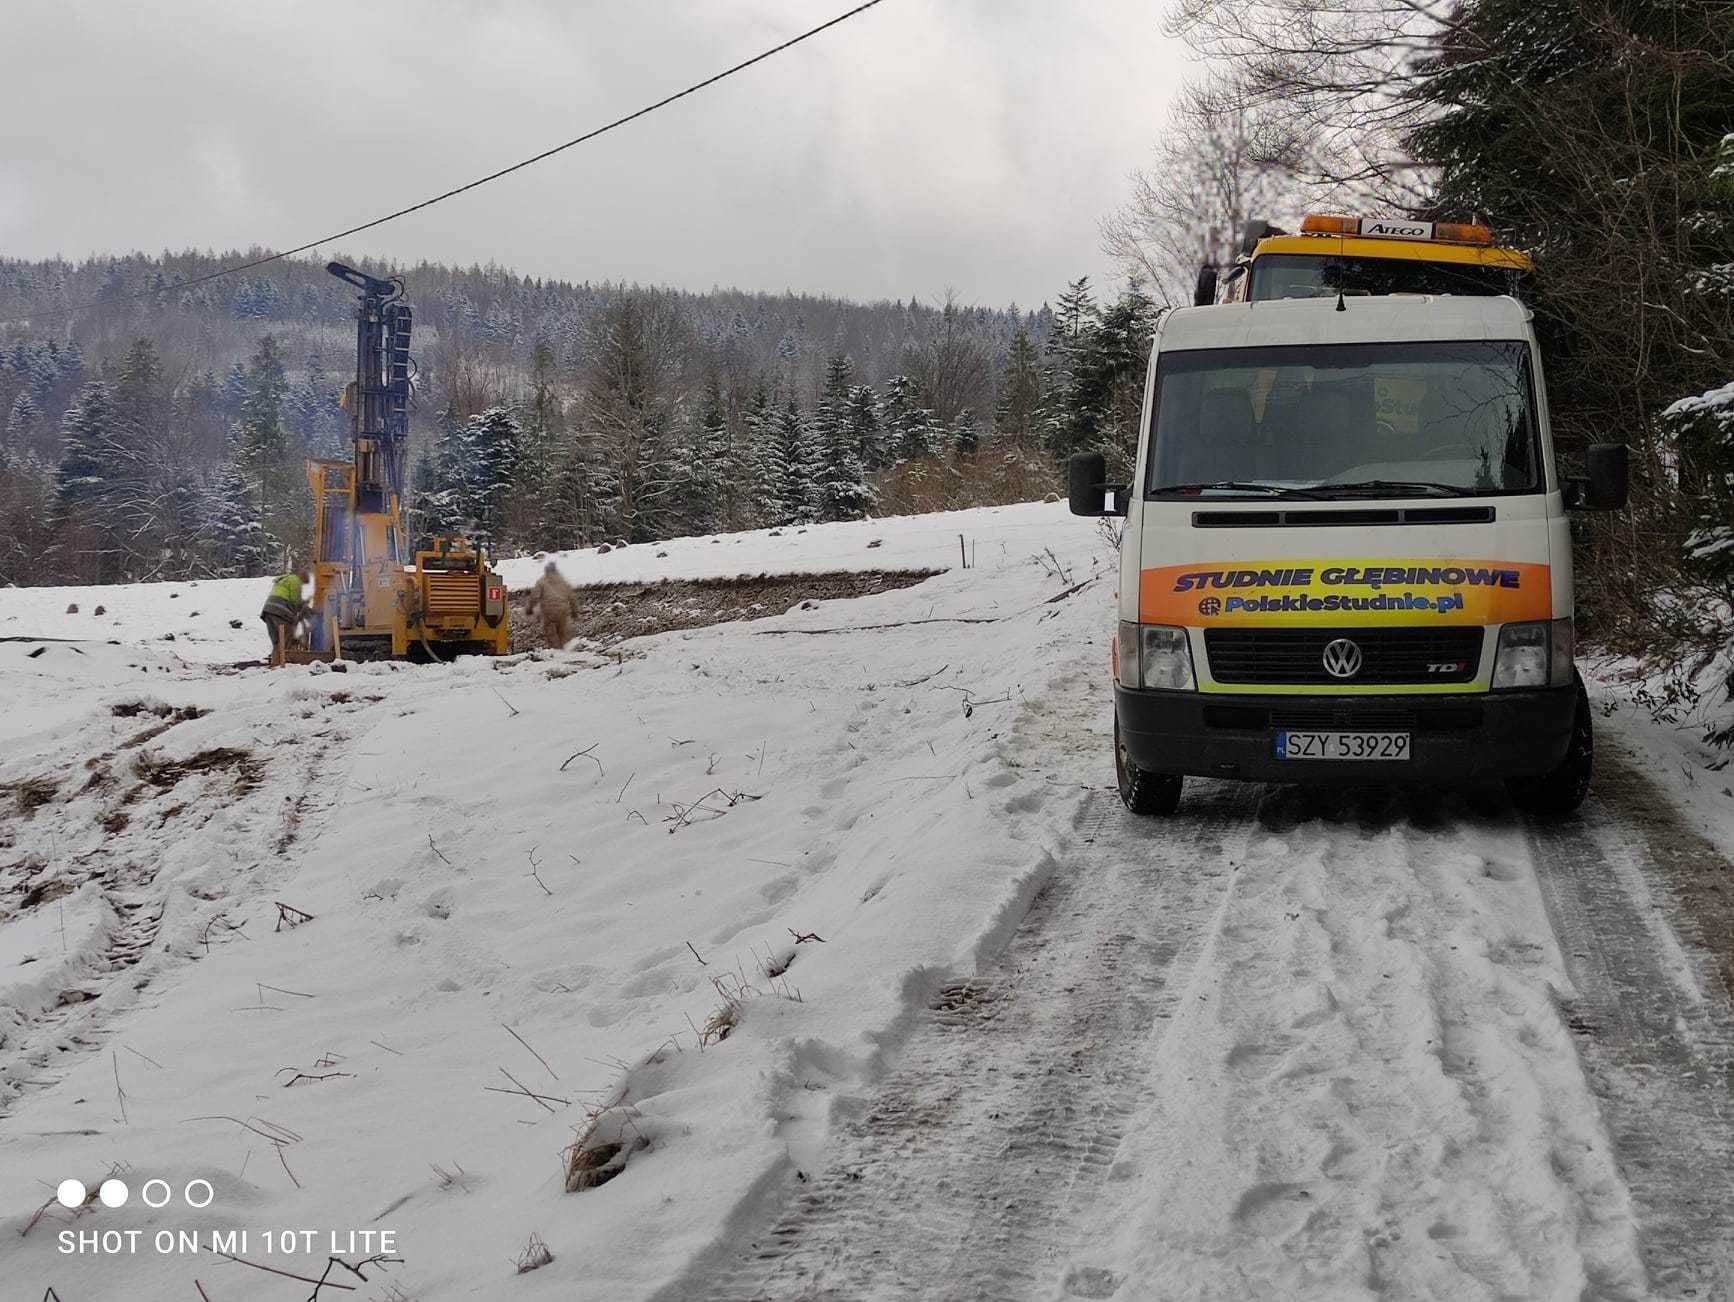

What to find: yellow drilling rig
left=298, top=262, right=510, bottom=662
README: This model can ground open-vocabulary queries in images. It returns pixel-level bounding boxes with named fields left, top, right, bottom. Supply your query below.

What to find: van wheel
left=1507, top=677, right=1593, bottom=817
left=1116, top=718, right=1182, bottom=816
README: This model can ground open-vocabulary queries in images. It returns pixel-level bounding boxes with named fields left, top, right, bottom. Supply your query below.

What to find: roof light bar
left=1297, top=213, right=1497, bottom=245
left=1432, top=221, right=1495, bottom=245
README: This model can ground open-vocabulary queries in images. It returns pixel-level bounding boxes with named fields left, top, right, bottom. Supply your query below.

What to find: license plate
left=1276, top=730, right=1411, bottom=761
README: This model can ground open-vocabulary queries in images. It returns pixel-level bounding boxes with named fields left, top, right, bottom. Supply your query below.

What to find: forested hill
left=0, top=251, right=1157, bottom=587
left=0, top=251, right=1041, bottom=403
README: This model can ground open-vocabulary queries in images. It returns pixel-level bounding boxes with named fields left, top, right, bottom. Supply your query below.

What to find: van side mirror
left=1193, top=265, right=1218, bottom=307
left=1068, top=452, right=1127, bottom=517
left=1567, top=442, right=1628, bottom=511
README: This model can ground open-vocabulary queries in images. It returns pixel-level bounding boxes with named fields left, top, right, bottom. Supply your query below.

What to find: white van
left=1070, top=295, right=1626, bottom=816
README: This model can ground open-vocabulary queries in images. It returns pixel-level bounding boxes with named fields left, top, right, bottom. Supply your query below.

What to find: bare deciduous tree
left=1101, top=82, right=1309, bottom=306
left=1166, top=0, right=1454, bottom=208
left=909, top=294, right=993, bottom=427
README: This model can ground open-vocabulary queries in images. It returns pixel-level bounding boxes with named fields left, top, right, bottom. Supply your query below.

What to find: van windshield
left=1146, top=341, right=1540, bottom=499
left=1248, top=254, right=1526, bottom=301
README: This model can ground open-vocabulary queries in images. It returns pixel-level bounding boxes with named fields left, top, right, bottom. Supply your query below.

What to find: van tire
left=1507, top=676, right=1593, bottom=817
left=1116, top=717, right=1183, bottom=816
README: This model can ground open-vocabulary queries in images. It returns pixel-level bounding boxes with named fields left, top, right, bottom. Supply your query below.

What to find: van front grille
left=1204, top=626, right=1482, bottom=686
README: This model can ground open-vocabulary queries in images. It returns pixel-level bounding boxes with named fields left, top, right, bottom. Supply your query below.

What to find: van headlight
left=1118, top=622, right=1196, bottom=691
left=1492, top=619, right=1574, bottom=689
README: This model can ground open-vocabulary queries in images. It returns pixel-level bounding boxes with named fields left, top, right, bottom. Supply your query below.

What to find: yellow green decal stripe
left=1140, top=558, right=1550, bottom=628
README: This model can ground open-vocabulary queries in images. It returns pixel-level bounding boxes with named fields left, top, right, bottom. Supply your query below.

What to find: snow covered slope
left=2, top=502, right=1731, bottom=1300
left=0, top=501, right=1062, bottom=663
left=0, top=502, right=1118, bottom=1299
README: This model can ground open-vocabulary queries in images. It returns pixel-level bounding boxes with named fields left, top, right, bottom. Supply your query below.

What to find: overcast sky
left=0, top=0, right=1191, bottom=309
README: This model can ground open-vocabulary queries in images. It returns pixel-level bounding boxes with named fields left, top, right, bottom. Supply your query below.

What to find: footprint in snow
left=1320, top=1138, right=1357, bottom=1178
left=1226, top=1039, right=1294, bottom=1081
left=1233, top=1181, right=1315, bottom=1237
left=630, top=943, right=686, bottom=972
left=1290, top=987, right=1341, bottom=1030
left=758, top=873, right=800, bottom=904
left=1480, top=858, right=1523, bottom=882
left=1063, top=1265, right=1124, bottom=1298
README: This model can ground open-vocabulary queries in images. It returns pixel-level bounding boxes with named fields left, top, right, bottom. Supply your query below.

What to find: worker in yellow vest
left=260, top=565, right=311, bottom=667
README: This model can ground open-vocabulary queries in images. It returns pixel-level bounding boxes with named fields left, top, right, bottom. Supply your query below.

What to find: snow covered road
left=685, top=757, right=1734, bottom=1300
left=2, top=504, right=1733, bottom=1300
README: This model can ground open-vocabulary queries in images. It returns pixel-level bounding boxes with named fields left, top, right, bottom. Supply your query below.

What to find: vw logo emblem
left=1321, top=637, right=1363, bottom=679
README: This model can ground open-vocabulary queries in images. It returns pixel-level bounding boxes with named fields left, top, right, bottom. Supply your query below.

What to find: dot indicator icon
left=98, top=1179, right=128, bottom=1208
left=55, top=1179, right=86, bottom=1209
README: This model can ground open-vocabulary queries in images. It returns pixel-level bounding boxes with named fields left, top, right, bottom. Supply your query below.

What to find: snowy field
left=0, top=502, right=1059, bottom=663
left=3, top=502, right=1734, bottom=1300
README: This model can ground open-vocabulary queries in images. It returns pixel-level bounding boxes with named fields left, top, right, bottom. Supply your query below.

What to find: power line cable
left=1, top=0, right=889, bottom=326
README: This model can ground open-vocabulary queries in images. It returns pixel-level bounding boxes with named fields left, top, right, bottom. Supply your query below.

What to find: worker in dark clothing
left=261, top=566, right=311, bottom=667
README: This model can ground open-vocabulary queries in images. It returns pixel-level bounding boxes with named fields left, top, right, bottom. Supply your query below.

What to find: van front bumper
left=1115, top=685, right=1577, bottom=785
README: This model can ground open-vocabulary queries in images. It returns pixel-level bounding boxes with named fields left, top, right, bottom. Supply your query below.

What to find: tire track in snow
left=681, top=784, right=1258, bottom=1302
left=667, top=732, right=1734, bottom=1299
left=1527, top=746, right=1734, bottom=1298
left=1089, top=788, right=1648, bottom=1300
left=0, top=699, right=354, bottom=1116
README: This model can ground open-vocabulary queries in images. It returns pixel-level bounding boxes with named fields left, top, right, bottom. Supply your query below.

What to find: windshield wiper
left=1309, top=478, right=1467, bottom=498
left=1152, top=480, right=1325, bottom=499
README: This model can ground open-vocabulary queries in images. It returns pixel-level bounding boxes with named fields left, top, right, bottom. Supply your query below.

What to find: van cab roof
left=1159, top=294, right=1534, bottom=353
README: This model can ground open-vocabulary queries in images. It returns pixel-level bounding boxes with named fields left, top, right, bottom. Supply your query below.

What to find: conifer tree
left=520, top=342, right=561, bottom=491
left=290, top=356, right=344, bottom=459
left=54, top=379, right=113, bottom=509
left=237, top=335, right=299, bottom=549
left=465, top=405, right=524, bottom=547
left=950, top=408, right=981, bottom=457
left=1067, top=281, right=1157, bottom=469
left=0, top=448, right=54, bottom=586
left=221, top=362, right=250, bottom=416
left=57, top=341, right=85, bottom=393
left=994, top=328, right=1043, bottom=444
left=544, top=432, right=604, bottom=549
left=499, top=341, right=566, bottom=546
left=6, top=391, right=40, bottom=444
left=880, top=374, right=936, bottom=462
left=52, top=379, right=120, bottom=581
left=413, top=404, right=476, bottom=543
left=683, top=375, right=730, bottom=533
left=1052, top=277, right=1096, bottom=344
left=743, top=386, right=778, bottom=527
left=719, top=391, right=758, bottom=533
left=811, top=355, right=873, bottom=522
left=114, top=338, right=165, bottom=452
left=846, top=384, right=885, bottom=471
left=202, top=459, right=271, bottom=576
left=770, top=402, right=811, bottom=524
left=1040, top=279, right=1098, bottom=460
